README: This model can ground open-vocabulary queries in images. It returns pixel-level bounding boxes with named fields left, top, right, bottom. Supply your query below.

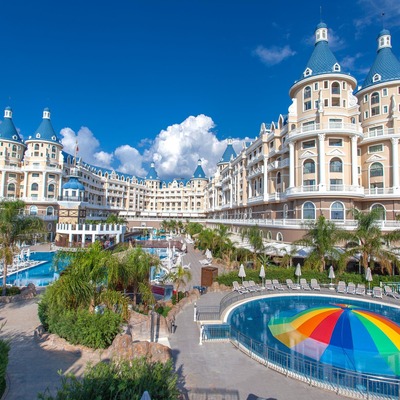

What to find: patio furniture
left=272, top=279, right=285, bottom=290
left=336, top=281, right=347, bottom=294
left=286, top=279, right=300, bottom=290
left=372, top=286, right=383, bottom=298
left=265, top=279, right=274, bottom=291
left=356, top=283, right=366, bottom=296
left=232, top=281, right=248, bottom=294
left=384, top=285, right=400, bottom=299
left=310, top=278, right=321, bottom=291
left=347, top=282, right=356, bottom=295
left=300, top=278, right=311, bottom=291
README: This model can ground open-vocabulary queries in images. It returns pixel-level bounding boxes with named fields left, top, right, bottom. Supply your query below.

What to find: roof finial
left=320, top=5, right=323, bottom=22
left=381, top=12, right=385, bottom=29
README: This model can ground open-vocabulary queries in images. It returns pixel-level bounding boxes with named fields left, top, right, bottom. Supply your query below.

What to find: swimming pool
left=227, top=295, right=400, bottom=379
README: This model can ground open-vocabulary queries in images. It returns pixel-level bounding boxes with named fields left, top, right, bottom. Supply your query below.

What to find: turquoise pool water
left=228, top=295, right=400, bottom=378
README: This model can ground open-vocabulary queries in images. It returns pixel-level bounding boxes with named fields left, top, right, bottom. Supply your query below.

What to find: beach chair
left=384, top=285, right=400, bottom=299
left=300, top=278, right=311, bottom=291
left=272, top=279, right=285, bottom=290
left=372, top=286, right=383, bottom=298
left=347, top=282, right=356, bottom=295
left=243, top=281, right=256, bottom=292
left=232, top=281, right=248, bottom=294
left=310, top=278, right=321, bottom=291
left=286, top=279, right=300, bottom=290
left=336, top=281, right=347, bottom=294
left=265, top=279, right=274, bottom=291
left=356, top=283, right=366, bottom=295
left=249, top=280, right=263, bottom=291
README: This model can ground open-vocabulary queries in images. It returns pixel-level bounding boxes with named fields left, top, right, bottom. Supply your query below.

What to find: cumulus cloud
left=114, top=145, right=146, bottom=177
left=60, top=126, right=113, bottom=169
left=254, top=45, right=296, bottom=66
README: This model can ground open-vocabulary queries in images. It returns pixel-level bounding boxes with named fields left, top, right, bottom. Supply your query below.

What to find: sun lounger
left=347, top=282, right=356, bottom=295
left=336, top=281, right=346, bottom=294
left=310, top=279, right=321, bottom=291
left=199, top=259, right=211, bottom=265
left=286, top=279, right=300, bottom=290
left=384, top=285, right=400, bottom=299
left=232, top=281, right=248, bottom=294
left=265, top=279, right=274, bottom=291
left=243, top=281, right=257, bottom=292
left=249, top=280, right=263, bottom=291
left=356, top=283, right=366, bottom=296
left=300, top=278, right=311, bottom=291
left=272, top=279, right=285, bottom=290
left=372, top=286, right=383, bottom=298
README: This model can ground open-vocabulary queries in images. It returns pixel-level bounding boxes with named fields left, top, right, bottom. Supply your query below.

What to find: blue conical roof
left=62, top=176, right=85, bottom=191
left=146, top=163, right=159, bottom=180
left=192, top=159, right=207, bottom=179
left=218, top=142, right=237, bottom=164
left=0, top=107, right=23, bottom=143
left=27, top=108, right=61, bottom=143
left=360, top=30, right=400, bottom=90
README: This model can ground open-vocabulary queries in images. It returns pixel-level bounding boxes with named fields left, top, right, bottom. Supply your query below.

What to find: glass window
left=370, top=162, right=383, bottom=177
left=331, top=82, right=340, bottom=94
left=303, top=201, right=316, bottom=219
left=303, top=159, right=315, bottom=174
left=48, top=184, right=55, bottom=192
left=331, top=202, right=344, bottom=219
left=29, top=206, right=38, bottom=215
left=368, top=144, right=383, bottom=153
left=371, top=92, right=380, bottom=116
left=330, top=158, right=343, bottom=172
left=304, top=100, right=312, bottom=111
left=7, top=183, right=15, bottom=191
left=31, top=183, right=38, bottom=191
left=46, top=206, right=54, bottom=216
left=329, top=138, right=343, bottom=147
left=276, top=172, right=281, bottom=184
left=371, top=204, right=386, bottom=220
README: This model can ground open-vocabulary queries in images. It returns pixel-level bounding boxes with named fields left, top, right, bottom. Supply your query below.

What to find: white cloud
left=114, top=145, right=146, bottom=177
left=254, top=45, right=296, bottom=66
left=94, top=151, right=114, bottom=166
left=304, top=28, right=345, bottom=51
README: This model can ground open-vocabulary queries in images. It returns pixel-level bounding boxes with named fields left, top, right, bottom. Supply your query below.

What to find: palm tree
left=0, top=200, right=44, bottom=295
left=241, top=225, right=265, bottom=267
left=295, top=215, right=346, bottom=272
left=105, top=214, right=127, bottom=225
left=345, top=208, right=400, bottom=275
left=165, top=264, right=192, bottom=302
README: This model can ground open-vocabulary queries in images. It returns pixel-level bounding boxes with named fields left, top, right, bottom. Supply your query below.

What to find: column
left=289, top=142, right=295, bottom=188
left=391, top=137, right=399, bottom=191
left=42, top=171, right=47, bottom=200
left=23, top=171, right=28, bottom=198
left=0, top=171, right=6, bottom=198
left=318, top=134, right=326, bottom=190
left=248, top=179, right=252, bottom=198
left=229, top=184, right=233, bottom=207
left=263, top=156, right=269, bottom=201
left=351, top=136, right=359, bottom=187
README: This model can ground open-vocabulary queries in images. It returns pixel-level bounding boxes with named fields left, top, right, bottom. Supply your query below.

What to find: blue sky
left=1, top=0, right=400, bottom=179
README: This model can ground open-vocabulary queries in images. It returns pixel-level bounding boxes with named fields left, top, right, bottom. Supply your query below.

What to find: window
left=342, top=82, right=346, bottom=89
left=302, top=139, right=316, bottom=149
left=371, top=204, right=386, bottom=220
left=302, top=121, right=315, bottom=132
left=331, top=82, right=340, bottom=95
left=276, top=172, right=281, bottom=184
left=383, top=105, right=388, bottom=113
left=324, top=81, right=328, bottom=89
left=303, top=159, right=315, bottom=174
left=331, top=202, right=344, bottom=220
left=329, top=138, right=343, bottom=147
left=303, top=179, right=316, bottom=189
left=304, top=100, right=312, bottom=111
left=364, top=94, right=368, bottom=103
left=7, top=183, right=15, bottom=191
left=324, top=99, right=329, bottom=107
left=370, top=162, right=383, bottom=177
left=368, top=144, right=383, bottom=153
left=371, top=92, right=380, bottom=116
left=329, top=119, right=342, bottom=129
left=46, top=206, right=54, bottom=216
left=276, top=232, right=283, bottom=242
left=34, top=144, right=39, bottom=150
left=314, top=82, right=319, bottom=90
left=373, top=73, right=381, bottom=82
left=330, top=179, right=343, bottom=190
left=332, top=97, right=340, bottom=107
left=29, top=206, right=38, bottom=216
left=364, top=111, right=369, bottom=119
left=333, top=63, right=340, bottom=72
left=303, top=201, right=316, bottom=219
left=304, top=86, right=311, bottom=99
left=48, top=184, right=55, bottom=192
left=31, top=183, right=39, bottom=191
left=383, top=88, right=388, bottom=97
left=330, top=158, right=343, bottom=172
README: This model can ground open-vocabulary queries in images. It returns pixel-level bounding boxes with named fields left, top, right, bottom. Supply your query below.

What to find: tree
left=241, top=225, right=265, bottom=267
left=295, top=215, right=347, bottom=272
left=185, top=221, right=204, bottom=237
left=0, top=200, right=44, bottom=296
left=105, top=214, right=127, bottom=225
left=165, top=264, right=192, bottom=302
left=345, top=208, right=400, bottom=275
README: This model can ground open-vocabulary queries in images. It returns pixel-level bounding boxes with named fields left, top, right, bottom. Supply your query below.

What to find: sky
left=1, top=0, right=400, bottom=179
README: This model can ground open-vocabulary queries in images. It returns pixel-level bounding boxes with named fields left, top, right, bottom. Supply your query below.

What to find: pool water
left=228, top=295, right=400, bottom=378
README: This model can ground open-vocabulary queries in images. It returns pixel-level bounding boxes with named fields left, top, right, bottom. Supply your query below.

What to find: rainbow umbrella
left=268, top=304, right=400, bottom=377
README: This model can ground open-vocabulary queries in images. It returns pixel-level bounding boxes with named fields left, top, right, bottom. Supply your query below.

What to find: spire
left=315, top=22, right=328, bottom=44
left=192, top=159, right=207, bottom=179
left=218, top=139, right=237, bottom=164
left=0, top=107, right=23, bottom=143
left=27, top=107, right=60, bottom=143
left=146, top=162, right=159, bottom=180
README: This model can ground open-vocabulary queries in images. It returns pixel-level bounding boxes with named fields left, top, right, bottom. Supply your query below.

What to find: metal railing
left=201, top=322, right=400, bottom=399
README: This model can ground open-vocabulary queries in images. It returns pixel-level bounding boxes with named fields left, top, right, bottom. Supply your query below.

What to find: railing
left=365, top=188, right=395, bottom=195
left=247, top=166, right=264, bottom=178
left=288, top=122, right=362, bottom=139
left=58, top=196, right=89, bottom=202
left=247, top=195, right=264, bottom=204
left=368, top=128, right=395, bottom=138
left=199, top=308, right=400, bottom=399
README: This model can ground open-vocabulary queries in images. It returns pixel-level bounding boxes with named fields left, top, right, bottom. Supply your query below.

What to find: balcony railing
left=288, top=122, right=361, bottom=139
left=58, top=196, right=89, bottom=202
left=247, top=166, right=264, bottom=179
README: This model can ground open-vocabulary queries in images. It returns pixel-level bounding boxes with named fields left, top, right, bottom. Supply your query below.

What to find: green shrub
left=155, top=305, right=171, bottom=317
left=0, top=286, right=21, bottom=296
left=0, top=338, right=10, bottom=398
left=46, top=309, right=122, bottom=349
left=38, top=358, right=179, bottom=400
left=171, top=291, right=185, bottom=305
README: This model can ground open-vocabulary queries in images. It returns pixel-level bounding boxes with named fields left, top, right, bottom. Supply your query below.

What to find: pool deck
left=1, top=241, right=399, bottom=399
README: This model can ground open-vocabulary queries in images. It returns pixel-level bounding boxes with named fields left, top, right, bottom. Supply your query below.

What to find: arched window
left=12, top=145, right=17, bottom=152
left=51, top=146, right=56, bottom=153
left=303, top=201, right=316, bottom=219
left=266, top=231, right=272, bottom=240
left=283, top=204, right=288, bottom=219
left=31, top=183, right=39, bottom=191
left=304, top=86, right=311, bottom=99
left=331, top=82, right=340, bottom=94
left=29, top=206, right=38, bottom=215
left=303, top=159, right=315, bottom=174
left=7, top=183, right=15, bottom=191
left=276, top=172, right=281, bottom=184
left=370, top=162, right=383, bottom=177
left=330, top=158, right=343, bottom=173
left=276, top=232, right=283, bottom=242
left=34, top=144, right=39, bottom=150
left=48, top=184, right=55, bottom=192
left=371, top=204, right=386, bottom=220
left=331, top=202, right=344, bottom=220
left=371, top=92, right=380, bottom=116
left=46, top=206, right=54, bottom=216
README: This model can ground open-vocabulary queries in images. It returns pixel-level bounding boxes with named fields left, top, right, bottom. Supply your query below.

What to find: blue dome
left=62, top=176, right=85, bottom=191
left=27, top=108, right=61, bottom=143
left=316, top=22, right=327, bottom=30
left=146, top=163, right=159, bottom=180
left=218, top=143, right=237, bottom=164
left=192, top=160, right=207, bottom=179
left=0, top=108, right=23, bottom=143
left=379, top=29, right=391, bottom=37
